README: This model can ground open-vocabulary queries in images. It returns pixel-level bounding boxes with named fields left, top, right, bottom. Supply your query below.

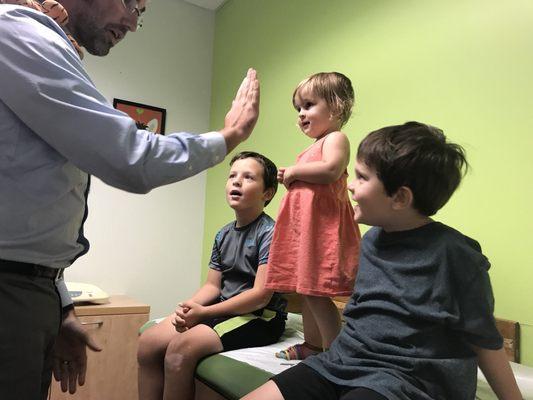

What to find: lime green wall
left=203, top=0, right=533, bottom=364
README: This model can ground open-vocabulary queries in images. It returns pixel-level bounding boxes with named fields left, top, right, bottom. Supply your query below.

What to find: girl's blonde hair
left=292, top=72, right=354, bottom=128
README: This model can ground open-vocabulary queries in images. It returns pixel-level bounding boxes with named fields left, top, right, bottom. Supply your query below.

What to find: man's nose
left=123, top=13, right=138, bottom=32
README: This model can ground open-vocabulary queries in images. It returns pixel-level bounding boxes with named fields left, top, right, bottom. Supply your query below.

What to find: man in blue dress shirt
left=0, top=0, right=260, bottom=398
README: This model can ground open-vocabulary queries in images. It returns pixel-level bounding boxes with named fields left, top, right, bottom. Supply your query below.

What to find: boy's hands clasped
left=172, top=301, right=206, bottom=332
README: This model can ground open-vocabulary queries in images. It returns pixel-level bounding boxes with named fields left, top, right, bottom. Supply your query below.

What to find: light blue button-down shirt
left=0, top=5, right=227, bottom=304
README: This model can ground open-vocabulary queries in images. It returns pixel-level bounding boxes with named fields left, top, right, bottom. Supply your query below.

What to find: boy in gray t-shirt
left=243, top=122, right=522, bottom=400
left=138, top=151, right=286, bottom=400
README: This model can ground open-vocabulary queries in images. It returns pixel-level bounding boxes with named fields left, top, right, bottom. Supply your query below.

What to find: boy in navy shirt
left=243, top=122, right=522, bottom=400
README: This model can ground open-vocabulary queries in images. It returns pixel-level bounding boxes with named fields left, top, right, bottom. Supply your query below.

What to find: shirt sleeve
left=257, top=222, right=274, bottom=266
left=209, top=231, right=224, bottom=271
left=449, top=237, right=503, bottom=350
left=55, top=276, right=73, bottom=308
left=0, top=8, right=226, bottom=194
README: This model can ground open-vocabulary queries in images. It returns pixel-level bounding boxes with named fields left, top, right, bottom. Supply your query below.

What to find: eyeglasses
left=121, top=0, right=144, bottom=29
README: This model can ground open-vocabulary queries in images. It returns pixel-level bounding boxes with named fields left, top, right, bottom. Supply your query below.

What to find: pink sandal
left=275, top=342, right=322, bottom=360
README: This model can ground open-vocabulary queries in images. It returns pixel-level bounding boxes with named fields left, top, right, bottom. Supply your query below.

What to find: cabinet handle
left=81, top=320, right=104, bottom=327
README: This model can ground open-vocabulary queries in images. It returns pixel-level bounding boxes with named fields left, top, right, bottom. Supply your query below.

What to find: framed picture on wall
left=113, top=98, right=166, bottom=135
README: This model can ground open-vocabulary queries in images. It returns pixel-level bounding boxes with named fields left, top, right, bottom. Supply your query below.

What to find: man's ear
left=263, top=188, right=275, bottom=204
left=391, top=186, right=414, bottom=210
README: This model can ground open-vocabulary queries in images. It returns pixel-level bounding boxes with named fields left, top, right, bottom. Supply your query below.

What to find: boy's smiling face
left=226, top=158, right=270, bottom=213
left=348, top=160, right=394, bottom=227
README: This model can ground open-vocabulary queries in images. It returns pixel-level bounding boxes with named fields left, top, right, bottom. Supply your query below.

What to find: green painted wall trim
left=204, top=0, right=533, bottom=365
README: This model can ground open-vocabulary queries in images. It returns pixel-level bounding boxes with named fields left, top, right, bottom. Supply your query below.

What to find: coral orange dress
left=265, top=136, right=361, bottom=296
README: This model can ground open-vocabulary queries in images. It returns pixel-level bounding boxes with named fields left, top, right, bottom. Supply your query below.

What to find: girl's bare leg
left=302, top=297, right=323, bottom=349
left=275, top=298, right=323, bottom=360
left=305, top=295, right=341, bottom=349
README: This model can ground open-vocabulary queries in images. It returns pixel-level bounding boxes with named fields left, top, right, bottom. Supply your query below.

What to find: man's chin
left=83, top=40, right=113, bottom=56
left=86, top=46, right=111, bottom=57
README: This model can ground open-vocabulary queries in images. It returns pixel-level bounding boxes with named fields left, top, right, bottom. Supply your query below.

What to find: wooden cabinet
left=51, top=295, right=150, bottom=400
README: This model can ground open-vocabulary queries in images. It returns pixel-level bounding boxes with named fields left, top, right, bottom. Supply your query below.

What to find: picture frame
left=113, top=98, right=166, bottom=135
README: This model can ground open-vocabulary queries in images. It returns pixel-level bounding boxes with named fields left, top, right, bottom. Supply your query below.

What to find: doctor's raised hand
left=220, top=68, right=261, bottom=153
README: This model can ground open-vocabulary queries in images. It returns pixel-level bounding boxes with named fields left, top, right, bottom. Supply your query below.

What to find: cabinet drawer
left=51, top=313, right=148, bottom=400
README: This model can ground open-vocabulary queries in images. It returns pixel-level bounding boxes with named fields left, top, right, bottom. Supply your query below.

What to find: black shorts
left=272, top=363, right=387, bottom=400
left=201, top=309, right=285, bottom=351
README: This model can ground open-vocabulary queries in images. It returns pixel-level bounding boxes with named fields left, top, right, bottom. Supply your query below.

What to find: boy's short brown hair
left=357, top=121, right=468, bottom=216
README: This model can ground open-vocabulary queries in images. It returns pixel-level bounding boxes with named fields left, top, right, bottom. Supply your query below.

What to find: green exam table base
left=196, top=354, right=272, bottom=400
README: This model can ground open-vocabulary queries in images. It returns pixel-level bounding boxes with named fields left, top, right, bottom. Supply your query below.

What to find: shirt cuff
left=201, top=131, right=227, bottom=164
left=55, top=278, right=74, bottom=308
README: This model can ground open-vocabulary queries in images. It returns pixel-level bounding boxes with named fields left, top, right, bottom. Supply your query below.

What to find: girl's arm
left=281, top=131, right=350, bottom=187
left=178, top=265, right=273, bottom=327
left=472, top=345, right=523, bottom=400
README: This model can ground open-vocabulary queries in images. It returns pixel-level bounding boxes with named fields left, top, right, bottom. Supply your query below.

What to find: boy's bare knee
left=164, top=340, right=198, bottom=373
left=164, top=351, right=188, bottom=373
left=164, top=335, right=203, bottom=372
left=137, top=333, right=165, bottom=366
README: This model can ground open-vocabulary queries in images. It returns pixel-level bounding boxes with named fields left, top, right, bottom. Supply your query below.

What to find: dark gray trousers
left=0, top=271, right=61, bottom=400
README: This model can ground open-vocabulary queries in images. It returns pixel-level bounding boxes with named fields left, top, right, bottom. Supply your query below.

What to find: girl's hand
left=281, top=166, right=297, bottom=189
left=277, top=167, right=285, bottom=183
left=177, top=300, right=206, bottom=329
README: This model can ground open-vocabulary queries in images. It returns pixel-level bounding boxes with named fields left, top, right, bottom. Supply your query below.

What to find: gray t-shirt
left=209, top=212, right=286, bottom=314
left=304, top=222, right=502, bottom=400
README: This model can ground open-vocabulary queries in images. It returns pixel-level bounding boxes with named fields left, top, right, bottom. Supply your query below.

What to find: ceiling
left=183, top=0, right=227, bottom=11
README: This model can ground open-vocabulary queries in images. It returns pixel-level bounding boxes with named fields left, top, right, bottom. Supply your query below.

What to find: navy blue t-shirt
left=304, top=222, right=502, bottom=400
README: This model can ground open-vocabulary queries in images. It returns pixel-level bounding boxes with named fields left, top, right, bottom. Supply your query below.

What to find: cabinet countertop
left=73, top=294, right=150, bottom=316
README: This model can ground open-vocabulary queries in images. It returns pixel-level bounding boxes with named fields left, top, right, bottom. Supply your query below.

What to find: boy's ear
left=263, top=187, right=275, bottom=204
left=391, top=186, right=414, bottom=210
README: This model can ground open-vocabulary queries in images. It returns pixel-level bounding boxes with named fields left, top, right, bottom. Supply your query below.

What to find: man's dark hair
left=357, top=121, right=468, bottom=216
left=230, top=151, right=278, bottom=206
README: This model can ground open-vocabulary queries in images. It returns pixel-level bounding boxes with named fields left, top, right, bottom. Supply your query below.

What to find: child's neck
left=235, top=208, right=264, bottom=228
left=315, top=125, right=341, bottom=141
left=381, top=215, right=433, bottom=233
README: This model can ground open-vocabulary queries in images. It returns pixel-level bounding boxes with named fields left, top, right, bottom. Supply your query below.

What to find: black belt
left=0, top=259, right=63, bottom=280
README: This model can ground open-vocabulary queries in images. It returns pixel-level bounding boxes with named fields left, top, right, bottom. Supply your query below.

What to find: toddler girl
left=265, top=72, right=361, bottom=360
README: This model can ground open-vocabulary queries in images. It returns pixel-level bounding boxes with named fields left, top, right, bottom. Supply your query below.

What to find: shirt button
left=188, top=165, right=193, bottom=171
left=214, top=156, right=220, bottom=162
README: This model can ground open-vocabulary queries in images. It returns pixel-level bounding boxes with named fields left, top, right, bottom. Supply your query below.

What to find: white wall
left=64, top=0, right=216, bottom=318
